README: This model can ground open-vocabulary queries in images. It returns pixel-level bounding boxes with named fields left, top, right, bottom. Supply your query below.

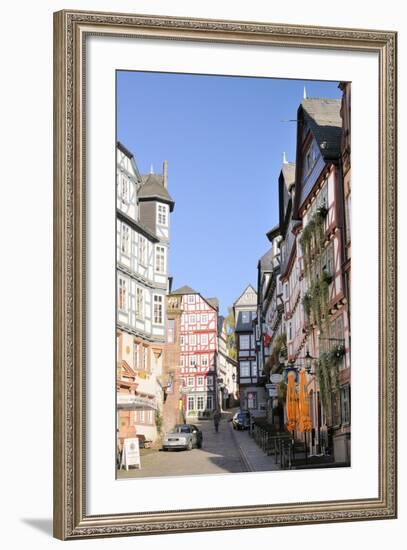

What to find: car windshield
left=174, top=425, right=191, bottom=433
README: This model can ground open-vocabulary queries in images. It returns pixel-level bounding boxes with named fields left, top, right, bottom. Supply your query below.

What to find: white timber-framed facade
left=116, top=142, right=174, bottom=448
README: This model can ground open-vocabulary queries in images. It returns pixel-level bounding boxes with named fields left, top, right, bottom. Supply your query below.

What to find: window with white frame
left=206, top=375, right=213, bottom=386
left=155, top=245, right=165, bottom=273
left=247, top=392, right=257, bottom=410
left=157, top=203, right=167, bottom=226
left=187, top=396, right=195, bottom=411
left=201, top=334, right=208, bottom=346
left=201, top=355, right=208, bottom=367
left=240, top=361, right=250, bottom=377
left=201, top=314, right=208, bottom=324
left=133, top=341, right=139, bottom=369
left=121, top=177, right=129, bottom=203
left=167, top=319, right=175, bottom=343
left=138, top=236, right=147, bottom=266
left=153, top=295, right=163, bottom=324
left=251, top=361, right=258, bottom=377
left=197, top=376, right=204, bottom=386
left=190, top=355, right=196, bottom=367
left=135, top=287, right=144, bottom=319
left=180, top=355, right=184, bottom=367
left=189, top=314, right=196, bottom=324
left=197, top=395, right=205, bottom=410
left=239, top=335, right=250, bottom=349
left=142, top=347, right=148, bottom=371
left=121, top=223, right=130, bottom=255
left=206, top=395, right=214, bottom=410
left=118, top=277, right=127, bottom=311
left=187, top=377, right=194, bottom=386
left=189, top=334, right=196, bottom=346
left=341, top=385, right=351, bottom=424
left=187, top=294, right=194, bottom=304
left=180, top=335, right=184, bottom=346
left=137, top=410, right=145, bottom=423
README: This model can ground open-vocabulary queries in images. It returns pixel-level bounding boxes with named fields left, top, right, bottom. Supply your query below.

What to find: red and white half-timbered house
left=170, top=286, right=219, bottom=418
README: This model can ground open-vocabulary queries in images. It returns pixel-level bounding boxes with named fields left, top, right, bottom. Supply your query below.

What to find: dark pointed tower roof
left=139, top=173, right=175, bottom=211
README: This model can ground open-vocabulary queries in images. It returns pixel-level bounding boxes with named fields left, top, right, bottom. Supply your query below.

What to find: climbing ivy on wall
left=316, top=344, right=345, bottom=410
left=300, top=206, right=331, bottom=330
left=299, top=206, right=328, bottom=278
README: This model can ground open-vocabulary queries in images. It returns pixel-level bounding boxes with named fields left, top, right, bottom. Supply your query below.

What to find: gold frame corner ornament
left=53, top=9, right=397, bottom=540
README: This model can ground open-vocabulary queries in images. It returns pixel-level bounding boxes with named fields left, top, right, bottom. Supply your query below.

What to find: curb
left=229, top=424, right=254, bottom=472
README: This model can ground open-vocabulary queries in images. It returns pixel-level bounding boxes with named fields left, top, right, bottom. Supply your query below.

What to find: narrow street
left=118, top=410, right=249, bottom=479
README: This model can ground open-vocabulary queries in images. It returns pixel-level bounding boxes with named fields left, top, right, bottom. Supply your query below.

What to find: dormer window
left=304, top=142, right=318, bottom=177
left=241, top=311, right=251, bottom=324
left=157, top=204, right=168, bottom=226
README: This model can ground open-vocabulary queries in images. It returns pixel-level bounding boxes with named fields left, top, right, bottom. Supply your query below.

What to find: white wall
left=0, top=1, right=405, bottom=549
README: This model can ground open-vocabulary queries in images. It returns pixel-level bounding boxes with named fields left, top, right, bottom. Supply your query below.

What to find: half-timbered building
left=116, top=142, right=175, bottom=449
left=292, top=98, right=351, bottom=462
left=217, top=316, right=238, bottom=409
left=170, top=286, right=219, bottom=418
left=254, top=90, right=351, bottom=465
left=234, top=285, right=267, bottom=417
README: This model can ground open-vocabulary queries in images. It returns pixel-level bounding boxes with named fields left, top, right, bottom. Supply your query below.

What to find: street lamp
left=304, top=349, right=315, bottom=374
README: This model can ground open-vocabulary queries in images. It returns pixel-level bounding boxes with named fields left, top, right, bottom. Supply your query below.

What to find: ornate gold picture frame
left=53, top=9, right=397, bottom=540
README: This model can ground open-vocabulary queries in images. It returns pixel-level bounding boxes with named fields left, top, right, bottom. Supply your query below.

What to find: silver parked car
left=162, top=424, right=203, bottom=451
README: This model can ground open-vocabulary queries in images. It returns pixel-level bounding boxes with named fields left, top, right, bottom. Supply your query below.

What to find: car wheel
left=187, top=440, right=193, bottom=451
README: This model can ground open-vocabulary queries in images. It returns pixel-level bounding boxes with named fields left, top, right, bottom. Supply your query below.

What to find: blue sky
left=117, top=71, right=341, bottom=316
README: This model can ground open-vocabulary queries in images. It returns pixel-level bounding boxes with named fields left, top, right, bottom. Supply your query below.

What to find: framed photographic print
left=53, top=9, right=397, bottom=540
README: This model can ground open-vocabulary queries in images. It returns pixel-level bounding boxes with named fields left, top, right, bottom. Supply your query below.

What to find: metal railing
left=251, top=423, right=296, bottom=469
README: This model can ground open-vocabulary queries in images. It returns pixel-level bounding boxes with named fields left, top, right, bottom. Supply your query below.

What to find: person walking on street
left=213, top=410, right=221, bottom=433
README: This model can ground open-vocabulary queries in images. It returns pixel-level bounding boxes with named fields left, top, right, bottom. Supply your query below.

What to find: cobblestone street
left=117, top=410, right=284, bottom=479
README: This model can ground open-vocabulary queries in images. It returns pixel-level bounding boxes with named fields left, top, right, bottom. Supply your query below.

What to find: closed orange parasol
left=298, top=369, right=313, bottom=433
left=285, top=370, right=298, bottom=432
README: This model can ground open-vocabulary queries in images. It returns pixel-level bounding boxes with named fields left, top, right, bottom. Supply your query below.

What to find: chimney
left=163, top=160, right=168, bottom=188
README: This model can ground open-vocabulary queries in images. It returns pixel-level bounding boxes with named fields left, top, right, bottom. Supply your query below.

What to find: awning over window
left=117, top=394, right=157, bottom=411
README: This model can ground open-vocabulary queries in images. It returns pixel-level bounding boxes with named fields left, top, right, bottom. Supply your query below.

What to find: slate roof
left=258, top=248, right=274, bottom=272
left=301, top=98, right=342, bottom=160
left=139, top=174, right=175, bottom=211
left=171, top=285, right=198, bottom=295
left=282, top=162, right=296, bottom=191
left=235, top=311, right=256, bottom=333
left=266, top=224, right=281, bottom=243
left=206, top=298, right=219, bottom=311
left=217, top=315, right=225, bottom=335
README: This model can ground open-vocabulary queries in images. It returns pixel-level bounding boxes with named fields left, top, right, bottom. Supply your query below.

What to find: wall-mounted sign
left=270, top=373, right=283, bottom=383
